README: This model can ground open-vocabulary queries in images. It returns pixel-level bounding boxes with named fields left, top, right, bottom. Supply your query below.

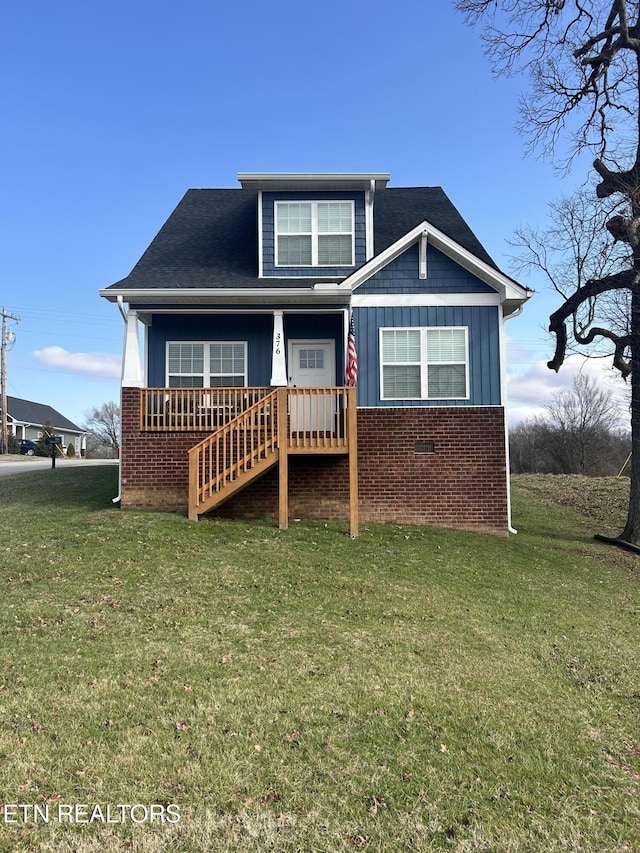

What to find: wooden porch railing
left=184, top=386, right=357, bottom=533
left=140, top=387, right=271, bottom=431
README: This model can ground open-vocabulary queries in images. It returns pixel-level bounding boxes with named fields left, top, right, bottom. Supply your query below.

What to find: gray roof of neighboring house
left=4, top=396, right=83, bottom=432
left=103, top=186, right=500, bottom=293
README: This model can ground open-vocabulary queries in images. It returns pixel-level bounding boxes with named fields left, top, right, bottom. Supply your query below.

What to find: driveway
left=0, top=456, right=119, bottom=477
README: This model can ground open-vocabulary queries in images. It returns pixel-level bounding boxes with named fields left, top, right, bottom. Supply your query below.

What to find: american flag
left=345, top=313, right=358, bottom=386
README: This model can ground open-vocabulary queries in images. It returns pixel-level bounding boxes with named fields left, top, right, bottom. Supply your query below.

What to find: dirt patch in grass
left=512, top=474, right=630, bottom=531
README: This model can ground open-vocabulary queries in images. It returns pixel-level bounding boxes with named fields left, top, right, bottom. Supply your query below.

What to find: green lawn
left=0, top=467, right=638, bottom=851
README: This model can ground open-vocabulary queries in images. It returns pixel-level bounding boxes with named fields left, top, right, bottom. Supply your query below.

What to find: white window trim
left=274, top=200, right=355, bottom=268
left=166, top=341, right=248, bottom=387
left=379, top=326, right=469, bottom=401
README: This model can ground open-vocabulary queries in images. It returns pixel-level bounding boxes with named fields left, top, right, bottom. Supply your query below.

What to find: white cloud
left=507, top=354, right=630, bottom=426
left=33, top=346, right=121, bottom=380
left=507, top=405, right=545, bottom=425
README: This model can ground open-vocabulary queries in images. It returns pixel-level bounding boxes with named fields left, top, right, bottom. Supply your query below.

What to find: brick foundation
left=120, top=388, right=509, bottom=535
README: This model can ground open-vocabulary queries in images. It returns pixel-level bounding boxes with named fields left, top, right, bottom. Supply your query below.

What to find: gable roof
left=3, top=396, right=83, bottom=432
left=100, top=185, right=511, bottom=298
left=343, top=218, right=530, bottom=317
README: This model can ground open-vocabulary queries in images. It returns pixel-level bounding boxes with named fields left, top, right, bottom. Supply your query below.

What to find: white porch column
left=122, top=309, right=143, bottom=388
left=270, top=310, right=288, bottom=386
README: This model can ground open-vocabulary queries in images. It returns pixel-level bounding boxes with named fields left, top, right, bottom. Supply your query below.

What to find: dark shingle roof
left=107, top=190, right=263, bottom=291
left=373, top=187, right=498, bottom=268
left=4, top=396, right=82, bottom=432
left=104, top=186, right=499, bottom=292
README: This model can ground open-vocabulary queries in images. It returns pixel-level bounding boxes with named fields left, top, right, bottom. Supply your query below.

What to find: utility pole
left=1, top=307, right=20, bottom=454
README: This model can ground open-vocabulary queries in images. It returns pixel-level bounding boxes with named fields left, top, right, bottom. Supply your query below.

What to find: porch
left=137, top=386, right=358, bottom=535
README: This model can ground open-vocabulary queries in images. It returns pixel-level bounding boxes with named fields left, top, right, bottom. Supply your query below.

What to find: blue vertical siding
left=359, top=244, right=496, bottom=294
left=353, top=305, right=501, bottom=407
left=262, top=191, right=366, bottom=277
left=146, top=311, right=345, bottom=387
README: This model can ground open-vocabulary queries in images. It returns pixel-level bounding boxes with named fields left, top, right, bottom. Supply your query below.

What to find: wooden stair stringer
left=193, top=449, right=280, bottom=518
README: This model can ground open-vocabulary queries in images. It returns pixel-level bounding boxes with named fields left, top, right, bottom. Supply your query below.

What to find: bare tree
left=510, top=374, right=629, bottom=475
left=544, top=373, right=623, bottom=472
left=84, top=402, right=120, bottom=457
left=458, top=0, right=640, bottom=544
left=510, top=420, right=550, bottom=473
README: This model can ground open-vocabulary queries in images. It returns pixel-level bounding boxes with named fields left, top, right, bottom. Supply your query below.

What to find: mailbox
left=44, top=435, right=63, bottom=468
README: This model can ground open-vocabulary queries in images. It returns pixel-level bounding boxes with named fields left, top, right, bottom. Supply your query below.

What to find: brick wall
left=120, top=388, right=509, bottom=534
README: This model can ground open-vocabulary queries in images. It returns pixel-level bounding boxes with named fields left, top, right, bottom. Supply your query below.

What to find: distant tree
left=84, top=402, right=120, bottom=458
left=509, top=420, right=549, bottom=474
left=544, top=374, right=622, bottom=473
left=7, top=432, right=19, bottom=454
left=36, top=418, right=55, bottom=457
left=66, top=442, right=75, bottom=458
left=510, top=374, right=630, bottom=476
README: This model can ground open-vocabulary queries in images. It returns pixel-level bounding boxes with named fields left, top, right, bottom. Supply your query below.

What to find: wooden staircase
left=188, top=389, right=279, bottom=520
left=186, top=386, right=358, bottom=535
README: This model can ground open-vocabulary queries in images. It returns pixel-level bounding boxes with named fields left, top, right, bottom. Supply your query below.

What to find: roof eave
left=99, top=286, right=352, bottom=306
left=237, top=172, right=390, bottom=192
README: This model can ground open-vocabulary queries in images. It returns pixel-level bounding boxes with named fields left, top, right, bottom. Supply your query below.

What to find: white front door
left=288, top=340, right=336, bottom=432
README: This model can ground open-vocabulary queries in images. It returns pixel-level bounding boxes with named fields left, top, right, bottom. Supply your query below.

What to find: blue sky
left=1, top=0, right=628, bottom=428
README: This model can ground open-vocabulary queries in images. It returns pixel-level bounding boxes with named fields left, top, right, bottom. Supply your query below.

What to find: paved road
left=0, top=457, right=119, bottom=477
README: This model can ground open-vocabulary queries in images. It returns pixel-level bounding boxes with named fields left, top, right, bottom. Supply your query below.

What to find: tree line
left=509, top=374, right=630, bottom=477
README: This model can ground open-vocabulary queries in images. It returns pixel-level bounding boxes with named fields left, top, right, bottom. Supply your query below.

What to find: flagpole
left=345, top=311, right=358, bottom=387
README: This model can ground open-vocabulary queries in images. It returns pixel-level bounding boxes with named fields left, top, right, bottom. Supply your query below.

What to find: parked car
left=19, top=439, right=38, bottom=456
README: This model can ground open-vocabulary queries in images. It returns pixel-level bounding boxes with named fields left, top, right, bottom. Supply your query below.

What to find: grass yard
left=0, top=467, right=638, bottom=852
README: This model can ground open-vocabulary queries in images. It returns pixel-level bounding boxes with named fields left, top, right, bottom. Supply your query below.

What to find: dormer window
left=275, top=201, right=354, bottom=267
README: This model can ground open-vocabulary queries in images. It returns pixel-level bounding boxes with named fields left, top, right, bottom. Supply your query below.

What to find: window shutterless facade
left=166, top=342, right=247, bottom=387
left=380, top=327, right=469, bottom=400
left=275, top=200, right=355, bottom=267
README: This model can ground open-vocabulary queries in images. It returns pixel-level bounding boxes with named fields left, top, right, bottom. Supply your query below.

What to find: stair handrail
left=188, top=388, right=280, bottom=518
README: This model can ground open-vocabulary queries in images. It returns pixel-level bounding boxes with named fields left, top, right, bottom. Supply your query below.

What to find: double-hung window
left=167, top=342, right=247, bottom=387
left=380, top=327, right=468, bottom=400
left=275, top=201, right=354, bottom=266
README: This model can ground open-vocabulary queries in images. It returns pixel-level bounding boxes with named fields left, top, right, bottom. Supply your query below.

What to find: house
left=100, top=172, right=531, bottom=536
left=3, top=396, right=86, bottom=455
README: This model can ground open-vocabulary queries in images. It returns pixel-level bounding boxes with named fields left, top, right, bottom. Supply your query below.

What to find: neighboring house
left=3, top=396, right=86, bottom=455
left=100, top=172, right=531, bottom=535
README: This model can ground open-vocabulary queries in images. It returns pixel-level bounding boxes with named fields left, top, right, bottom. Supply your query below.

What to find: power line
left=2, top=304, right=118, bottom=324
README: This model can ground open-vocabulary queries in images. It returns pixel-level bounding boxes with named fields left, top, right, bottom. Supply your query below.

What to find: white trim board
left=356, top=403, right=505, bottom=411
left=257, top=190, right=264, bottom=278
left=100, top=287, right=351, bottom=305
left=352, top=293, right=502, bottom=308
left=238, top=172, right=390, bottom=191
